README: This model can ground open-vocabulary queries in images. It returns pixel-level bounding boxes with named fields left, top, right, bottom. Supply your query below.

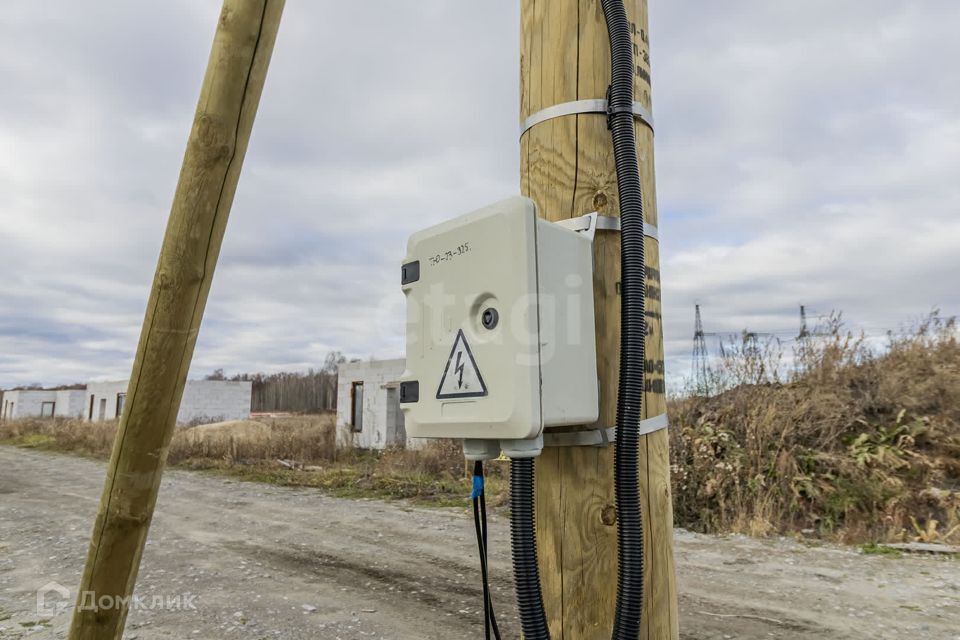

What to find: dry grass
left=171, top=415, right=337, bottom=465
left=5, top=313, right=954, bottom=542
left=669, top=311, right=960, bottom=543
left=0, top=413, right=504, bottom=508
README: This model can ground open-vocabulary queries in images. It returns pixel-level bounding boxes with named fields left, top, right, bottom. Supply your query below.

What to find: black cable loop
left=600, top=0, right=648, bottom=638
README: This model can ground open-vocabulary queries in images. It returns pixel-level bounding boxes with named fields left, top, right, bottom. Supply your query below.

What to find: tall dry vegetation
left=4, top=313, right=956, bottom=541
left=0, top=414, right=482, bottom=506
left=669, top=312, right=960, bottom=543
left=170, top=416, right=337, bottom=464
left=0, top=415, right=338, bottom=463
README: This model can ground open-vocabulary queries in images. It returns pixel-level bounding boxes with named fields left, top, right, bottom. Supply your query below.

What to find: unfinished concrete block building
left=336, top=358, right=420, bottom=450
left=83, top=380, right=252, bottom=424
left=1, top=389, right=87, bottom=420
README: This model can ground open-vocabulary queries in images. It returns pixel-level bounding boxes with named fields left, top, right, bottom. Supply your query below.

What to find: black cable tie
left=605, top=84, right=634, bottom=130
left=605, top=85, right=614, bottom=130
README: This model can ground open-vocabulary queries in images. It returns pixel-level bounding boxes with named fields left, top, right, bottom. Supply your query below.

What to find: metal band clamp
left=543, top=413, right=669, bottom=448
left=555, top=212, right=658, bottom=242
left=521, top=99, right=654, bottom=137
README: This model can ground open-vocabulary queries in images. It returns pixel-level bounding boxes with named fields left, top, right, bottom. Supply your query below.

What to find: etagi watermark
left=36, top=581, right=198, bottom=618
left=395, top=276, right=594, bottom=366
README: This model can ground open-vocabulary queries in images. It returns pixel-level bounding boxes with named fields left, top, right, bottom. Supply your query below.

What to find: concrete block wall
left=85, top=380, right=252, bottom=424
left=1, top=389, right=89, bottom=419
left=85, top=381, right=126, bottom=421
left=336, top=358, right=424, bottom=450
left=1, top=390, right=57, bottom=419
left=177, top=380, right=252, bottom=424
left=55, top=390, right=88, bottom=418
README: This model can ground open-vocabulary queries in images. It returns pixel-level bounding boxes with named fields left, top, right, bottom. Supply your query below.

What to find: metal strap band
left=555, top=212, right=659, bottom=242
left=543, top=413, right=669, bottom=448
left=520, top=99, right=655, bottom=137
left=638, top=412, right=669, bottom=435
left=645, top=221, right=658, bottom=241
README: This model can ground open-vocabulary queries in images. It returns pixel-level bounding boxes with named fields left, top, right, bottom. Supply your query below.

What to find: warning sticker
left=436, top=329, right=488, bottom=399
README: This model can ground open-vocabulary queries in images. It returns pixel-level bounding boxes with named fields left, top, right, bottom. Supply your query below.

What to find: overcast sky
left=1, top=1, right=958, bottom=389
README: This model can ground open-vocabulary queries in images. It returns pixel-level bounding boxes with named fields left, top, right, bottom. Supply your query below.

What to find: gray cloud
left=0, top=0, right=957, bottom=390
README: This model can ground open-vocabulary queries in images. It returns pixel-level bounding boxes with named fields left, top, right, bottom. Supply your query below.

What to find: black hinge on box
left=399, top=381, right=419, bottom=403
left=401, top=260, right=420, bottom=285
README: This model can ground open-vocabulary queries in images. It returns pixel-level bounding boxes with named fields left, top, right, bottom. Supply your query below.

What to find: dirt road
left=0, top=448, right=957, bottom=639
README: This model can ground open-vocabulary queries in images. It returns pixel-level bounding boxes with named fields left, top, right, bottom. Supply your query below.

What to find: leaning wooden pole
left=520, top=0, right=679, bottom=637
left=69, top=2, right=284, bottom=638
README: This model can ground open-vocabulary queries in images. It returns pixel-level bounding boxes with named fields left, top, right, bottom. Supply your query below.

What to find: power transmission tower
left=794, top=304, right=831, bottom=375
left=737, top=330, right=776, bottom=384
left=743, top=330, right=775, bottom=355
left=691, top=305, right=722, bottom=395
left=691, top=304, right=709, bottom=394
left=798, top=304, right=830, bottom=340
left=744, top=330, right=771, bottom=343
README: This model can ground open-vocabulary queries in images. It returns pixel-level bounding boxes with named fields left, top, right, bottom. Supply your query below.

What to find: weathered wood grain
left=520, top=0, right=678, bottom=637
left=68, top=3, right=285, bottom=638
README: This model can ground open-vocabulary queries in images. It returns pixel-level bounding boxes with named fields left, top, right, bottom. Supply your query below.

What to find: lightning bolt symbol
left=455, top=352, right=465, bottom=388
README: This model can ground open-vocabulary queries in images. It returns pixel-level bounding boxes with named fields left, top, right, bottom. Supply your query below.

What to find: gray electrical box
left=399, top=196, right=599, bottom=458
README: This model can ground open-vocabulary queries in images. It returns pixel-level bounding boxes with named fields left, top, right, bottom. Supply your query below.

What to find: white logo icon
left=36, top=581, right=71, bottom=618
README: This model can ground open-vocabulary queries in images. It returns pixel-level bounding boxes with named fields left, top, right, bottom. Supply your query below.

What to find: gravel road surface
left=0, top=447, right=957, bottom=639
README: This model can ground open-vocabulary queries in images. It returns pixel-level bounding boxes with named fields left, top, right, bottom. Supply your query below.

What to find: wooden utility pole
left=69, top=2, right=284, bottom=638
left=520, top=1, right=679, bottom=638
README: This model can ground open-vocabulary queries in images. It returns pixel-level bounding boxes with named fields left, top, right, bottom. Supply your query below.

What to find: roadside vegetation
left=0, top=414, right=503, bottom=509
left=2, top=312, right=956, bottom=544
left=670, top=311, right=960, bottom=544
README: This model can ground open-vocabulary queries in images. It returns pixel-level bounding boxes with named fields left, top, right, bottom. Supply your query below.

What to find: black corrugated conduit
left=510, top=457, right=550, bottom=639
left=600, top=0, right=647, bottom=638
left=508, top=2, right=645, bottom=638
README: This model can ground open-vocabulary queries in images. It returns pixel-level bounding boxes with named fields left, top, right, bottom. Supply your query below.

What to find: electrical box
left=399, top=196, right=598, bottom=458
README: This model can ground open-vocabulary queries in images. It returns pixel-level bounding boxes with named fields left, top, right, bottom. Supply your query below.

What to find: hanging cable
left=472, top=461, right=502, bottom=639
left=599, top=0, right=647, bottom=638
left=480, top=482, right=502, bottom=639
left=510, top=457, right=550, bottom=639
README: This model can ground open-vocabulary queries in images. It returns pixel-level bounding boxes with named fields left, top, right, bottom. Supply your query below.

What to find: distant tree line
left=6, top=383, right=87, bottom=391
left=206, top=352, right=346, bottom=414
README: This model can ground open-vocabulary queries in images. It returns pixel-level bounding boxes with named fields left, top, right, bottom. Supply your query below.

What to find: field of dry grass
left=2, top=312, right=956, bottom=544
left=0, top=413, right=506, bottom=508
left=669, top=312, right=960, bottom=544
